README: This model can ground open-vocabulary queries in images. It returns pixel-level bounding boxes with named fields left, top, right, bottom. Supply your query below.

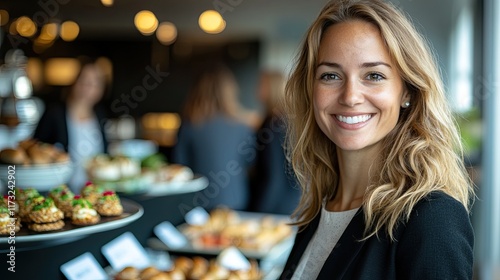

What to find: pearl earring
left=403, top=101, right=410, bottom=108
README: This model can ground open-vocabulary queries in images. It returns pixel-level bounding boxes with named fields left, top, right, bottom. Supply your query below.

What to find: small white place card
left=184, top=206, right=210, bottom=226
left=217, top=246, right=251, bottom=271
left=60, top=252, right=109, bottom=280
left=154, top=221, right=188, bottom=249
left=101, top=231, right=150, bottom=271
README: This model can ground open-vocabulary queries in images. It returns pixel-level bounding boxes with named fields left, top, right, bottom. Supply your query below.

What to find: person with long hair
left=280, top=0, right=474, bottom=279
left=34, top=59, right=108, bottom=192
left=173, top=63, right=254, bottom=210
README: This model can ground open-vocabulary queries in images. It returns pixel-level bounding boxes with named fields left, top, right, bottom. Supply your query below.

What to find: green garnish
left=82, top=185, right=103, bottom=196
left=50, top=185, right=68, bottom=195
left=141, top=153, right=167, bottom=169
left=60, top=191, right=75, bottom=201
left=72, top=198, right=93, bottom=208
left=31, top=198, right=55, bottom=211
left=25, top=195, right=44, bottom=206
left=20, top=188, right=40, bottom=200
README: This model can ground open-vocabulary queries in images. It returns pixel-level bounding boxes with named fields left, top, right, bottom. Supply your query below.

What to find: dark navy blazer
left=280, top=191, right=474, bottom=280
left=33, top=101, right=108, bottom=153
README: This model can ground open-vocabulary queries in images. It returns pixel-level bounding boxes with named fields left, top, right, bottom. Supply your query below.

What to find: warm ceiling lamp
left=134, top=10, right=158, bottom=36
left=8, top=19, right=17, bottom=35
left=156, top=22, right=177, bottom=45
left=101, top=0, right=113, bottom=7
left=198, top=10, right=225, bottom=34
left=95, top=57, right=113, bottom=84
left=0, top=10, right=9, bottom=26
left=60, top=21, right=79, bottom=41
left=39, top=23, right=59, bottom=41
left=16, top=16, right=37, bottom=37
left=45, top=58, right=81, bottom=86
left=26, top=58, right=44, bottom=90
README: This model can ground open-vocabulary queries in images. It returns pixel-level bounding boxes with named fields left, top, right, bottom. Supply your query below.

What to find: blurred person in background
left=248, top=70, right=301, bottom=214
left=33, top=58, right=108, bottom=192
left=173, top=63, right=254, bottom=211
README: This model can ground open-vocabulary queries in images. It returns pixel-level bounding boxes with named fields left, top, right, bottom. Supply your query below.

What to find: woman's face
left=313, top=20, right=409, bottom=152
left=71, top=65, right=104, bottom=105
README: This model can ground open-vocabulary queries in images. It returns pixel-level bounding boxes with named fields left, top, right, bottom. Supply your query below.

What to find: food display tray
left=148, top=211, right=296, bottom=260
left=0, top=198, right=143, bottom=243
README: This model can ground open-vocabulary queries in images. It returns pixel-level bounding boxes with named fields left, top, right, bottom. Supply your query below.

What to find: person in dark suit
left=173, top=63, right=255, bottom=211
left=280, top=0, right=475, bottom=279
left=33, top=59, right=108, bottom=192
left=249, top=71, right=301, bottom=215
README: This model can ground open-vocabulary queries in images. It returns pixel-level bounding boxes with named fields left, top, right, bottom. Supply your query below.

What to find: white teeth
left=336, top=114, right=371, bottom=124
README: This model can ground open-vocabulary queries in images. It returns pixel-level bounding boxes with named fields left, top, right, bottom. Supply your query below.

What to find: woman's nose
left=338, top=79, right=364, bottom=107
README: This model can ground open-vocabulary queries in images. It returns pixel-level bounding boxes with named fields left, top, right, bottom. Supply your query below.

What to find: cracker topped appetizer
left=17, top=188, right=40, bottom=205
left=71, top=195, right=100, bottom=226
left=54, top=190, right=75, bottom=218
left=0, top=203, right=20, bottom=235
left=81, top=181, right=104, bottom=205
left=29, top=197, right=64, bottom=223
left=49, top=184, right=71, bottom=200
left=27, top=197, right=65, bottom=232
left=19, top=194, right=45, bottom=223
left=95, top=190, right=123, bottom=217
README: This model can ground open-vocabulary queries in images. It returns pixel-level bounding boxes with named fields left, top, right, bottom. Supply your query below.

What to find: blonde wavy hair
left=285, top=0, right=474, bottom=240
left=183, top=63, right=240, bottom=124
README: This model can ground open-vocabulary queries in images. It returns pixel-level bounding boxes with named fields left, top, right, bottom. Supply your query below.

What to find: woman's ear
left=401, top=90, right=411, bottom=108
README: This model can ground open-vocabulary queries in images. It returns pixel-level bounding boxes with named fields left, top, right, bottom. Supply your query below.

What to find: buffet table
left=0, top=190, right=203, bottom=279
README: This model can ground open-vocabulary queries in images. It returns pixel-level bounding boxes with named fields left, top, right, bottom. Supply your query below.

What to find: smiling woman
left=280, top=0, right=475, bottom=279
left=313, top=20, right=409, bottom=153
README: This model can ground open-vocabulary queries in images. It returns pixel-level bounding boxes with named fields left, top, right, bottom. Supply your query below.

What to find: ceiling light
left=39, top=23, right=59, bottom=41
left=101, top=0, right=113, bottom=7
left=156, top=22, right=177, bottom=45
left=45, top=58, right=81, bottom=86
left=0, top=10, right=9, bottom=26
left=16, top=16, right=37, bottom=37
left=60, top=21, right=79, bottom=41
left=134, top=10, right=158, bottom=36
left=199, top=10, right=225, bottom=34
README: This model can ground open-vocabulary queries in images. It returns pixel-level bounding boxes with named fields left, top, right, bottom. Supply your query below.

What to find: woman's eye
left=319, top=73, right=340, bottom=81
left=367, top=73, right=384, bottom=81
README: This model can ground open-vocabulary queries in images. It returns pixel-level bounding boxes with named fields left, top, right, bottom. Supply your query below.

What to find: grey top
left=66, top=115, right=104, bottom=192
left=292, top=206, right=359, bottom=280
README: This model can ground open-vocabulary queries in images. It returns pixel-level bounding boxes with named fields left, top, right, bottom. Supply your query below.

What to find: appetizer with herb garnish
left=49, top=184, right=70, bottom=200
left=95, top=190, right=123, bottom=217
left=71, top=195, right=100, bottom=226
left=17, top=188, right=40, bottom=205
left=19, top=194, right=45, bottom=223
left=28, top=197, right=64, bottom=223
left=27, top=197, right=65, bottom=232
left=81, top=181, right=104, bottom=205
left=0, top=203, right=20, bottom=235
left=54, top=190, right=75, bottom=218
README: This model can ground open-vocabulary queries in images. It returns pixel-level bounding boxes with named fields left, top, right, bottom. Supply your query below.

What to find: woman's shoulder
left=401, top=191, right=472, bottom=236
left=394, top=194, right=474, bottom=279
left=412, top=191, right=468, bottom=215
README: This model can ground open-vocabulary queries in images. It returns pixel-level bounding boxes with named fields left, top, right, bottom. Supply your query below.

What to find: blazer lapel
left=317, top=208, right=367, bottom=279
left=280, top=212, right=322, bottom=279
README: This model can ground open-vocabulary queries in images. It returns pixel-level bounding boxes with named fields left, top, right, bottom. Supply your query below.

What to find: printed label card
left=101, top=231, right=150, bottom=271
left=154, top=221, right=189, bottom=249
left=60, top=252, right=108, bottom=280
left=184, top=206, right=210, bottom=226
